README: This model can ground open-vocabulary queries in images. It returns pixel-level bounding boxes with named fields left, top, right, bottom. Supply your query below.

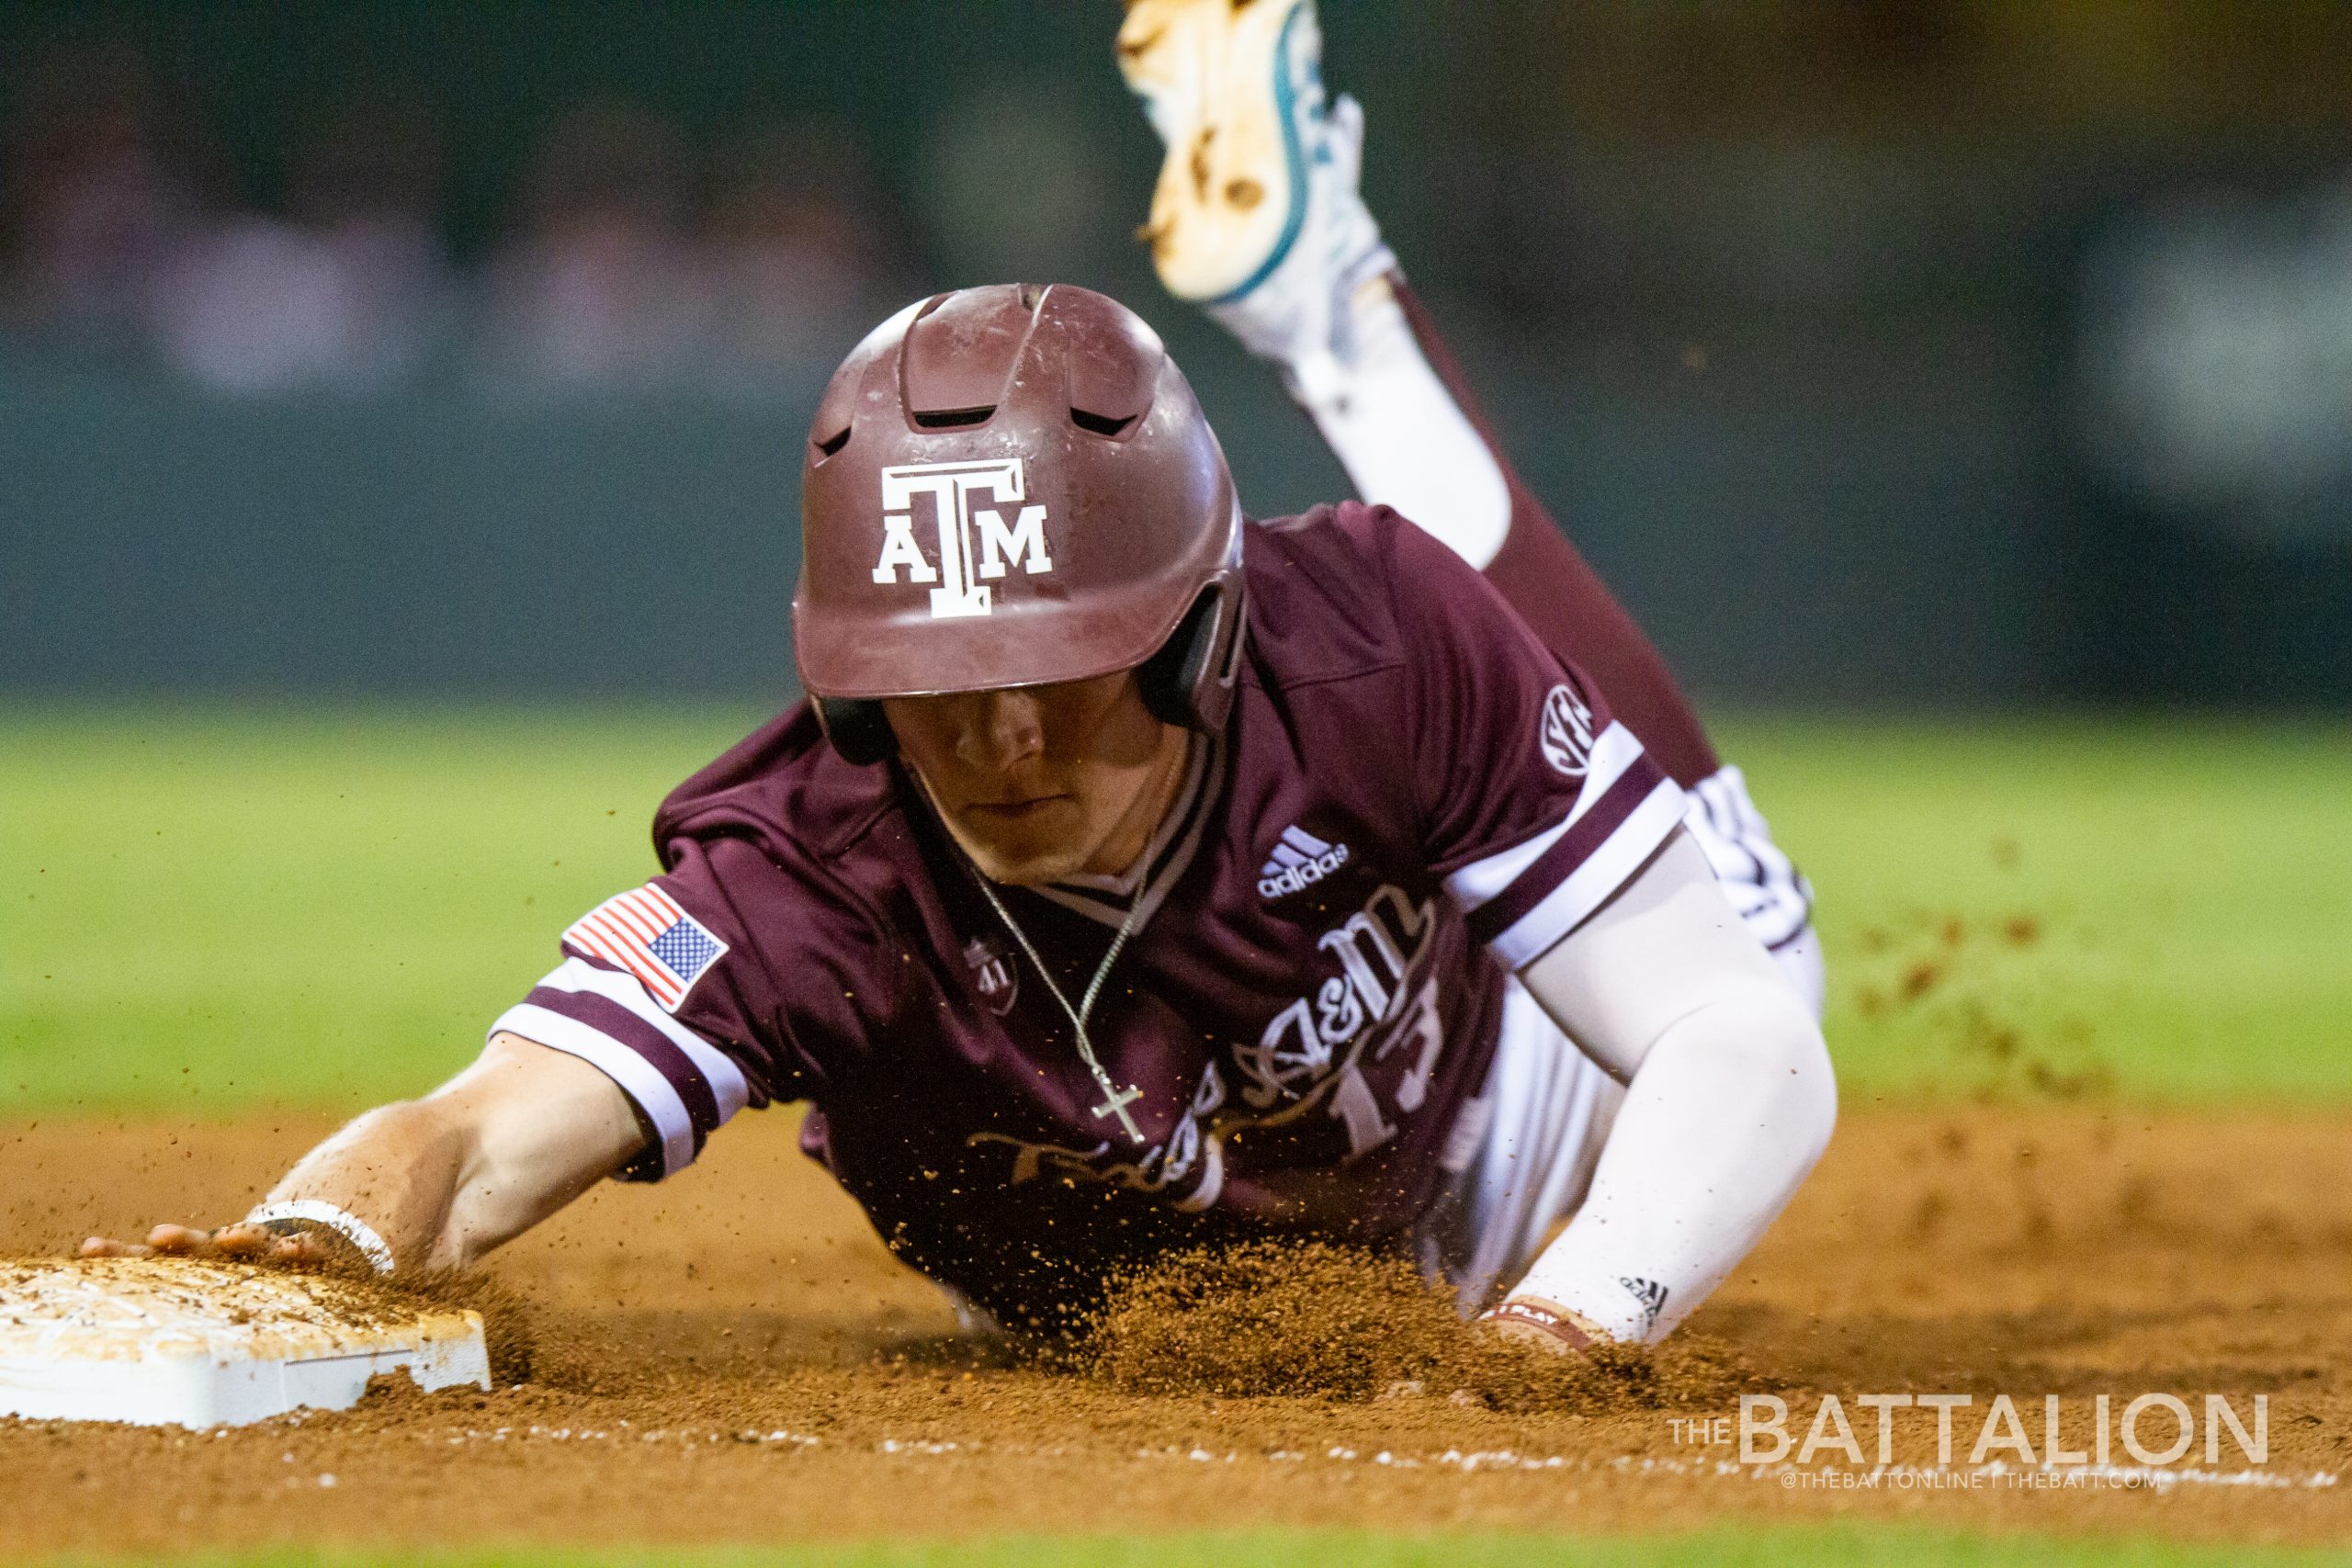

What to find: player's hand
left=78, top=1223, right=334, bottom=1266
left=1479, top=1295, right=1602, bottom=1357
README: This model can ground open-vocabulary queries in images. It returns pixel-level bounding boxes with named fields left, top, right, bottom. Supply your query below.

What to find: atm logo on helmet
left=870, top=458, right=1055, bottom=619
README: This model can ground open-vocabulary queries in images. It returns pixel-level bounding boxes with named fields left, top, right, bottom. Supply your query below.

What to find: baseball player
left=87, top=5, right=1834, bottom=1356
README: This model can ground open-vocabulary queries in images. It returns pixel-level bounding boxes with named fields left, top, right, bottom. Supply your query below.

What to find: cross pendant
left=1091, top=1082, right=1146, bottom=1144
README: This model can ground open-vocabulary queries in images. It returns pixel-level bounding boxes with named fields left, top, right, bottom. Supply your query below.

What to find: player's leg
left=1364, top=263, right=1823, bottom=1010
left=1120, top=0, right=1718, bottom=788
left=1322, top=276, right=1746, bottom=797
left=1117, top=0, right=1822, bottom=1015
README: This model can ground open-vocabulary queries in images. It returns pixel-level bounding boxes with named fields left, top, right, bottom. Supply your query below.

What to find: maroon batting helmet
left=793, top=284, right=1246, bottom=764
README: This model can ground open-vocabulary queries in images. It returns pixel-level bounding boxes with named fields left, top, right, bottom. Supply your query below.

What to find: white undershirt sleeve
left=1509, top=829, right=1837, bottom=1342
left=1286, top=285, right=1513, bottom=570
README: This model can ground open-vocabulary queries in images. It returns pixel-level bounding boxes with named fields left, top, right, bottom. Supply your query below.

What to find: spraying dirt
left=1082, top=1238, right=1752, bottom=1414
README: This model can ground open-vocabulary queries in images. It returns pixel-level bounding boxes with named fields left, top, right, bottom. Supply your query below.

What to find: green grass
left=0, top=706, right=758, bottom=1115
left=1724, top=717, right=2352, bottom=1106
left=27, top=1527, right=2352, bottom=1567
left=3, top=709, right=2347, bottom=1116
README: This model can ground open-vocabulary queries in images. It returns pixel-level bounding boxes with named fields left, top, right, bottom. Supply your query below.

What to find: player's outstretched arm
left=81, top=1032, right=645, bottom=1275
left=1500, top=829, right=1837, bottom=1348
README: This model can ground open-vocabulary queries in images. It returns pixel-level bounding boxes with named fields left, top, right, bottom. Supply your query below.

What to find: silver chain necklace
left=967, top=872, right=1148, bottom=1144
left=920, top=739, right=1197, bottom=1146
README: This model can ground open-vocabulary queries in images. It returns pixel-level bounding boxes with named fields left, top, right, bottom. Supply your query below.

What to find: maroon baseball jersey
left=492, top=502, right=1687, bottom=1329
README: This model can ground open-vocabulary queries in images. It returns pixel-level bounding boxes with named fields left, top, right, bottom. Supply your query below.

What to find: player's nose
left=962, top=688, right=1046, bottom=772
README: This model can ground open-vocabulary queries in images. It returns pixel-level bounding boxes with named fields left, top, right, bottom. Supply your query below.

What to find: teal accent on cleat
left=1202, top=1, right=1315, bottom=308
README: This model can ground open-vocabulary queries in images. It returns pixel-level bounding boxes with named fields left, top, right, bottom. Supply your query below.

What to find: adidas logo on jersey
left=1258, top=824, right=1351, bottom=899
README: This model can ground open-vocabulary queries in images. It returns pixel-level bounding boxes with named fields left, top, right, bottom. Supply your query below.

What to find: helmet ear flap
left=815, top=696, right=899, bottom=765
left=1136, top=577, right=1246, bottom=733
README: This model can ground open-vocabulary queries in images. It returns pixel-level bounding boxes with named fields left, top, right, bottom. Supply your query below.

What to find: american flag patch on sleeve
left=561, top=885, right=729, bottom=1012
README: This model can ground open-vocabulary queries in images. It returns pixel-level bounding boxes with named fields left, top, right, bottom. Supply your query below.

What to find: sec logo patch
left=1540, top=683, right=1596, bottom=778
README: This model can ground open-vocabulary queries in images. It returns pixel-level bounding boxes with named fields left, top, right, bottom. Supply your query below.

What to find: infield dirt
left=2, top=1104, right=2346, bottom=1556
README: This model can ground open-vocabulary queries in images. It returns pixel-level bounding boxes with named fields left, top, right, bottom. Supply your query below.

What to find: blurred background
left=4, top=0, right=2349, bottom=708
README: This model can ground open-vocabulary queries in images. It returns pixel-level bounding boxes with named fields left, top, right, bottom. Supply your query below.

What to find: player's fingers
left=78, top=1236, right=153, bottom=1258
left=143, top=1224, right=217, bottom=1255
left=205, top=1223, right=334, bottom=1267
left=266, top=1232, right=328, bottom=1264
left=208, top=1224, right=276, bottom=1259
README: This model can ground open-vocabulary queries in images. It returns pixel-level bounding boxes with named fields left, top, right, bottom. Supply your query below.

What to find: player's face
left=885, top=671, right=1185, bottom=886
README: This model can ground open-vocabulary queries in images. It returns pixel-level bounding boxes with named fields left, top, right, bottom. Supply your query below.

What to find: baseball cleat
left=1117, top=0, right=1395, bottom=367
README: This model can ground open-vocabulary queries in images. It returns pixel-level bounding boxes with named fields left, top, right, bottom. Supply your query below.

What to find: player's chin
left=951, top=807, right=1091, bottom=886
